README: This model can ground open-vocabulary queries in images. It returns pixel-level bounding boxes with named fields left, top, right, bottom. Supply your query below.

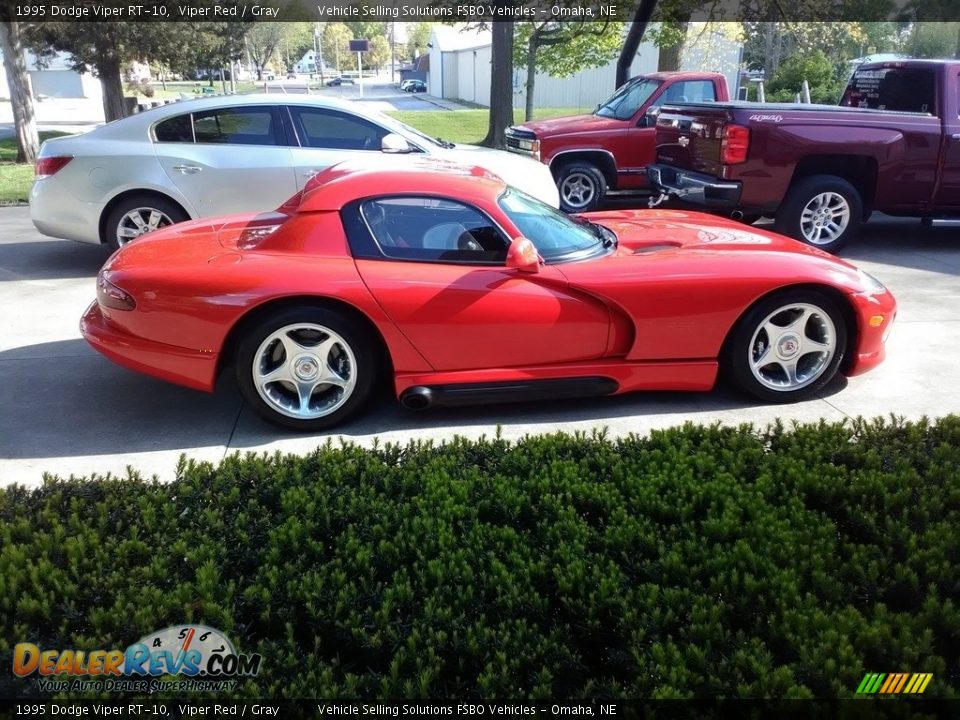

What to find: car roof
left=93, top=93, right=364, bottom=138
left=295, top=157, right=508, bottom=212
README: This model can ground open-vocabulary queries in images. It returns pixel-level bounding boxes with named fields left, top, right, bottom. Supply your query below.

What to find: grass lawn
left=0, top=108, right=582, bottom=204
left=387, top=107, right=584, bottom=145
left=0, top=131, right=71, bottom=204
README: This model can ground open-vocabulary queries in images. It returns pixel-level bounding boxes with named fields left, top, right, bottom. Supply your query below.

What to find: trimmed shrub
left=1, top=416, right=958, bottom=699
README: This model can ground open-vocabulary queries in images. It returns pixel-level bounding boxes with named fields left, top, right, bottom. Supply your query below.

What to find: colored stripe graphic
left=856, top=672, right=932, bottom=695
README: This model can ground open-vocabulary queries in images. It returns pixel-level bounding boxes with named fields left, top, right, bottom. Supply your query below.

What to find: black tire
left=235, top=306, right=377, bottom=431
left=724, top=289, right=847, bottom=403
left=774, top=175, right=862, bottom=253
left=556, top=161, right=606, bottom=213
left=105, top=193, right=188, bottom=251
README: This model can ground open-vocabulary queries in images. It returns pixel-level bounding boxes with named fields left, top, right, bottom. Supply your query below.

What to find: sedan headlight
left=858, top=269, right=886, bottom=295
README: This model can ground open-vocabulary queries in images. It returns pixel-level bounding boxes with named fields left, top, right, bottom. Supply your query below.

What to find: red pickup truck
left=648, top=59, right=960, bottom=252
left=505, top=71, right=730, bottom=212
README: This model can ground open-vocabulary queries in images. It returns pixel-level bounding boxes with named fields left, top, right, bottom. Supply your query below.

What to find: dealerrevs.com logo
left=13, top=625, right=262, bottom=693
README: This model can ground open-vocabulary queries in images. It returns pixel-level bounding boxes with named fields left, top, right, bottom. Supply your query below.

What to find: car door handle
left=953, top=133, right=960, bottom=140
left=302, top=169, right=321, bottom=177
left=173, top=165, right=202, bottom=174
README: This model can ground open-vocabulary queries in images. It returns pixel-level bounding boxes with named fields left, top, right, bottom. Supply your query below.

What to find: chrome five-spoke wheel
left=726, top=291, right=847, bottom=403
left=252, top=323, right=357, bottom=420
left=560, top=172, right=597, bottom=210
left=799, top=192, right=850, bottom=247
left=748, top=303, right=837, bottom=391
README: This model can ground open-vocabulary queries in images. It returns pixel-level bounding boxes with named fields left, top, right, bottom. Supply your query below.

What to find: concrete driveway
left=1, top=206, right=958, bottom=486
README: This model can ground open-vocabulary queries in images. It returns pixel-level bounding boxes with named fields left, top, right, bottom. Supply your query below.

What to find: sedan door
left=153, top=105, right=298, bottom=216
left=283, top=105, right=394, bottom=190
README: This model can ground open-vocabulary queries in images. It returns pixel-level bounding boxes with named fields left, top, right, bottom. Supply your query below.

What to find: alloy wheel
left=799, top=192, right=850, bottom=246
left=116, top=207, right=175, bottom=245
left=748, top=302, right=837, bottom=391
left=559, top=171, right=597, bottom=210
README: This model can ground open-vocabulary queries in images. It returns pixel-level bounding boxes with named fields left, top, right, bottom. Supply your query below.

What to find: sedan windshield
left=498, top=189, right=608, bottom=261
left=595, top=78, right=661, bottom=120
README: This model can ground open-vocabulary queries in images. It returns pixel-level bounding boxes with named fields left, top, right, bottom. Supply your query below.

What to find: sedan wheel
left=726, top=291, right=847, bottom=403
left=105, top=194, right=188, bottom=251
left=117, top=207, right=176, bottom=245
left=236, top=307, right=377, bottom=430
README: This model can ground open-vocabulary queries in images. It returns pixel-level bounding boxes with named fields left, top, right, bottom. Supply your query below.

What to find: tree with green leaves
left=323, top=23, right=352, bottom=74
left=245, top=22, right=312, bottom=80
left=406, top=22, right=434, bottom=61
left=514, top=21, right=624, bottom=121
left=0, top=13, right=38, bottom=164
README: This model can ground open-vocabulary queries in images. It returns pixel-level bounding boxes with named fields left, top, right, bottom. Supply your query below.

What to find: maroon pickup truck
left=505, top=71, right=729, bottom=212
left=648, top=59, right=960, bottom=252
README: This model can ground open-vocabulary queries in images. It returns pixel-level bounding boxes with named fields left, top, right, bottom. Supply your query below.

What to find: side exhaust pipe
left=730, top=210, right=744, bottom=221
left=399, top=386, right=433, bottom=410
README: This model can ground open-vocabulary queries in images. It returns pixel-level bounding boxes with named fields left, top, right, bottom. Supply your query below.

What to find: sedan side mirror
left=381, top=133, right=412, bottom=154
left=506, top=236, right=542, bottom=274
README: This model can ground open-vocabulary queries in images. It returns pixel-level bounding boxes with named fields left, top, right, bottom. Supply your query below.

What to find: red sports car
left=81, top=158, right=897, bottom=431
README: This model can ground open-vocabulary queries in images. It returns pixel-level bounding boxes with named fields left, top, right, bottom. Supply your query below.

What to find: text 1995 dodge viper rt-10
left=81, top=157, right=896, bottom=430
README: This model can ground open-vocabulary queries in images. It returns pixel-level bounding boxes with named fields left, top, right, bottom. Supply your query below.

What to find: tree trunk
left=98, top=56, right=125, bottom=122
left=482, top=20, right=514, bottom=149
left=955, top=23, right=960, bottom=59
left=524, top=35, right=538, bottom=122
left=616, top=0, right=658, bottom=88
left=0, top=20, right=39, bottom=164
left=657, top=22, right=689, bottom=71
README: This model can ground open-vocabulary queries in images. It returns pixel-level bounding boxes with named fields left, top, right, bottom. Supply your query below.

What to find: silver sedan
left=30, top=94, right=560, bottom=250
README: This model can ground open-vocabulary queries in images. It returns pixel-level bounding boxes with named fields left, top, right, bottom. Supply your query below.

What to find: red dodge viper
left=81, top=158, right=897, bottom=430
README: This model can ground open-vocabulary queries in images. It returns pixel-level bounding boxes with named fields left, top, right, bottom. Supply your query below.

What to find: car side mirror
left=640, top=107, right=660, bottom=127
left=506, top=237, right=542, bottom=274
left=381, top=133, right=412, bottom=154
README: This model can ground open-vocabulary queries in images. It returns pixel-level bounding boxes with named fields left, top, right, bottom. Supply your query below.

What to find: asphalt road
left=2, top=207, right=959, bottom=486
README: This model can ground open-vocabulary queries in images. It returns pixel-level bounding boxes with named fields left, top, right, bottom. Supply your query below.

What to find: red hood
left=519, top=113, right=628, bottom=136
left=585, top=209, right=854, bottom=262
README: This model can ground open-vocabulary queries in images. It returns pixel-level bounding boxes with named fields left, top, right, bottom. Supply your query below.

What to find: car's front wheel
left=236, top=307, right=377, bottom=431
left=725, top=290, right=847, bottom=403
left=105, top=194, right=188, bottom=251
left=556, top=161, right=606, bottom=213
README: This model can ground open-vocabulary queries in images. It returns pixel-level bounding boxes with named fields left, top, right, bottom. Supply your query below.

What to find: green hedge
left=2, top=417, right=958, bottom=699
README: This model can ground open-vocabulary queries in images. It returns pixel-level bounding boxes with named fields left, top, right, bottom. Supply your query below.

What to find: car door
left=934, top=67, right=960, bottom=209
left=153, top=105, right=298, bottom=216
left=346, top=196, right=610, bottom=371
left=283, top=105, right=392, bottom=190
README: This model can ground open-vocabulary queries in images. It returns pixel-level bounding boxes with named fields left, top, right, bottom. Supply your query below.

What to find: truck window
left=841, top=67, right=936, bottom=115
left=595, top=78, right=661, bottom=120
left=653, top=80, right=717, bottom=106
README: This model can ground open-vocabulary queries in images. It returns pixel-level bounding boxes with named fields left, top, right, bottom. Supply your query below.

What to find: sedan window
left=154, top=114, right=194, bottom=143
left=192, top=107, right=279, bottom=146
left=360, top=197, right=509, bottom=264
left=289, top=107, right=388, bottom=151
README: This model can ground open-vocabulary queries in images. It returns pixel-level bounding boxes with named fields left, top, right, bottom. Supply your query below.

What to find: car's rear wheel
left=556, top=161, right=606, bottom=213
left=725, top=290, right=847, bottom=403
left=236, top=307, right=376, bottom=431
left=105, top=194, right=188, bottom=251
left=774, top=175, right=862, bottom=253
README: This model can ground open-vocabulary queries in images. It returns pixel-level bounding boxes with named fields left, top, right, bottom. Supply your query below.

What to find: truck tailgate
left=655, top=103, right=737, bottom=178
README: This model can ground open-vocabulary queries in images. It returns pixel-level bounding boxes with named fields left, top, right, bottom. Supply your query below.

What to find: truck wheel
left=775, top=175, right=862, bottom=253
left=556, top=162, right=606, bottom=213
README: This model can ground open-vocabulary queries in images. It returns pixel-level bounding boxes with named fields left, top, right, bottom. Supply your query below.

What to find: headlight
left=858, top=269, right=886, bottom=295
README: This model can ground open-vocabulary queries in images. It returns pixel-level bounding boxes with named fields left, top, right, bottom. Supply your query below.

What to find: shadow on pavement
left=0, top=240, right=110, bottom=282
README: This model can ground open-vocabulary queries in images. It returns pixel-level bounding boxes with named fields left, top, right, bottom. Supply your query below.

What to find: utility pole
left=314, top=22, right=325, bottom=83
left=390, top=21, right=396, bottom=83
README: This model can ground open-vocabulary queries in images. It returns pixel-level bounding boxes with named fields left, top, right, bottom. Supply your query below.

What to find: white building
left=427, top=24, right=743, bottom=111
left=0, top=48, right=102, bottom=101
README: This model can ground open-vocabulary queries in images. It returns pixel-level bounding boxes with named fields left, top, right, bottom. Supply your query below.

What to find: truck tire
left=556, top=161, right=606, bottom=213
left=775, top=175, right=862, bottom=253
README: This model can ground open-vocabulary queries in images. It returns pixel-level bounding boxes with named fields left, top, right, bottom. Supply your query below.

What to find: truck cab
left=505, top=71, right=730, bottom=212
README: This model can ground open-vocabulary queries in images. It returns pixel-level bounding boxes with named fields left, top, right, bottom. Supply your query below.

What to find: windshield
left=366, top=108, right=446, bottom=148
left=596, top=78, right=661, bottom=120
left=498, top=188, right=606, bottom=261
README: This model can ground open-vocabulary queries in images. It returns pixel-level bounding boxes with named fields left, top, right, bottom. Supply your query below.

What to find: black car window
left=841, top=67, right=937, bottom=114
left=359, top=197, right=509, bottom=264
left=289, top=107, right=388, bottom=151
left=154, top=114, right=194, bottom=143
left=192, top=107, right=279, bottom=145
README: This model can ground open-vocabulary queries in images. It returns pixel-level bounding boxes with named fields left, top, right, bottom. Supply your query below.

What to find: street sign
left=349, top=39, right=370, bottom=53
